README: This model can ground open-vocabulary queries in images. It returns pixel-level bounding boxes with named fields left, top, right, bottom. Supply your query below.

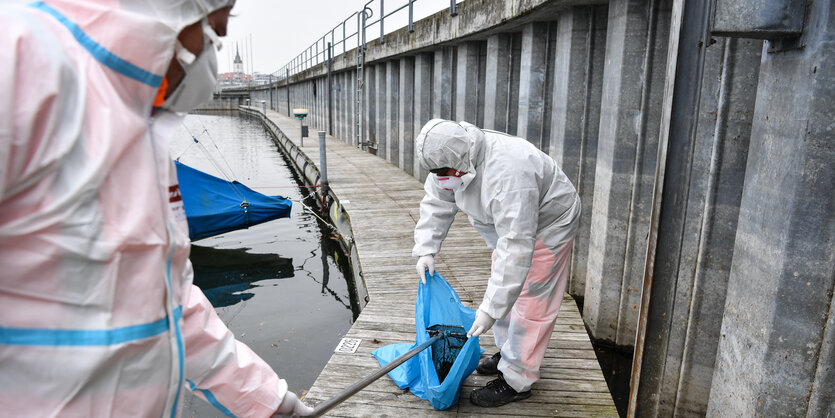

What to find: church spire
left=233, top=42, right=243, bottom=73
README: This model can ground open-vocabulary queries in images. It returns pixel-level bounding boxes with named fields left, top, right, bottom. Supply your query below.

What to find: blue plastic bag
left=371, top=272, right=482, bottom=410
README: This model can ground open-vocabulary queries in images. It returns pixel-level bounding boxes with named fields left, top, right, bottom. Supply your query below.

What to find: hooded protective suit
left=413, top=119, right=581, bottom=392
left=0, top=1, right=294, bottom=417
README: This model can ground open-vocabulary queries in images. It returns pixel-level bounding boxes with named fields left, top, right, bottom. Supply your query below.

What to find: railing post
left=449, top=0, right=458, bottom=16
left=380, top=0, right=385, bottom=43
left=408, top=0, right=414, bottom=32
left=327, top=42, right=333, bottom=136
left=285, top=68, right=290, bottom=117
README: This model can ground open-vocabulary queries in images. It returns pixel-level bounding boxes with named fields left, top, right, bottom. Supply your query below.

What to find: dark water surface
left=169, top=113, right=359, bottom=417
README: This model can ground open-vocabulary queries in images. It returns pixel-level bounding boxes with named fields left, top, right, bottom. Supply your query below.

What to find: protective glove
left=467, top=309, right=496, bottom=338
left=415, top=254, right=435, bottom=284
left=272, top=391, right=314, bottom=417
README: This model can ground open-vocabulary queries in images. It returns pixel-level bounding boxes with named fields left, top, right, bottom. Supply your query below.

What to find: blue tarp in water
left=372, top=272, right=482, bottom=410
left=175, top=160, right=292, bottom=240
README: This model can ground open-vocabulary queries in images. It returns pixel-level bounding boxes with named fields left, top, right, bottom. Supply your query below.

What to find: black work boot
left=470, top=372, right=532, bottom=407
left=476, top=352, right=501, bottom=375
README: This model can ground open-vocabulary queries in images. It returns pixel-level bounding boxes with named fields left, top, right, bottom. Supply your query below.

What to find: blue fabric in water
left=372, top=272, right=482, bottom=410
left=175, top=161, right=292, bottom=240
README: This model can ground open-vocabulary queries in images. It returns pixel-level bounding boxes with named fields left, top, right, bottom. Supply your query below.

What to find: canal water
left=168, top=112, right=359, bottom=417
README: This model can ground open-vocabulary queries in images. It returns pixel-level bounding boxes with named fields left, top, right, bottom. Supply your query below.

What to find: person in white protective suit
left=413, top=119, right=581, bottom=407
left=0, top=1, right=313, bottom=416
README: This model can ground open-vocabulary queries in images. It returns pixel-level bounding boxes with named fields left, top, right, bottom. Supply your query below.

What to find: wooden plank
left=257, top=109, right=617, bottom=417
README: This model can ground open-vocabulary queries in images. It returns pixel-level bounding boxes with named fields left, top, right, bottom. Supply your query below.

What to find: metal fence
left=263, top=0, right=461, bottom=85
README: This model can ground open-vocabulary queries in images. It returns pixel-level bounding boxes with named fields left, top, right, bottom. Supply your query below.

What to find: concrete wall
left=706, top=0, right=835, bottom=415
left=226, top=0, right=835, bottom=414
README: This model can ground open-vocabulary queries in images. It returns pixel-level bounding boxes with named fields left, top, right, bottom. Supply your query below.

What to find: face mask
left=162, top=18, right=219, bottom=113
left=436, top=175, right=464, bottom=191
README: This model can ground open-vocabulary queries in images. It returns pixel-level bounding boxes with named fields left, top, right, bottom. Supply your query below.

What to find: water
left=168, top=113, right=359, bottom=417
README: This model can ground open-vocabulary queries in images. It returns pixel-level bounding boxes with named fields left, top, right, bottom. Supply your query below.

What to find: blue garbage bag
left=371, top=272, right=482, bottom=410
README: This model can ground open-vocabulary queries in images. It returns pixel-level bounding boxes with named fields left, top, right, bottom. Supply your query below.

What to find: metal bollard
left=318, top=131, right=329, bottom=213
left=318, top=131, right=328, bottom=187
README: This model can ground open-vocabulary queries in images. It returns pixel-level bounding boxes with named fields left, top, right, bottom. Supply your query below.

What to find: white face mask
left=436, top=175, right=464, bottom=191
left=162, top=18, right=219, bottom=113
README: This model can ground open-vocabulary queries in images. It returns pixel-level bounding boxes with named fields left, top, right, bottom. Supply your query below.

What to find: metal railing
left=261, top=0, right=460, bottom=84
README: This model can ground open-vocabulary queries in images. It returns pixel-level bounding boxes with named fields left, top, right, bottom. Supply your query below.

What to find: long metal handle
left=310, top=334, right=441, bottom=417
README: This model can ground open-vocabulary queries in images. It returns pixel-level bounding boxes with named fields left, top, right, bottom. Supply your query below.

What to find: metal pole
left=408, top=0, right=414, bottom=32
left=299, top=118, right=304, bottom=147
left=450, top=0, right=458, bottom=16
left=380, top=0, right=385, bottom=43
left=318, top=131, right=329, bottom=212
left=327, top=42, right=333, bottom=136
left=310, top=334, right=441, bottom=417
left=285, top=68, right=290, bottom=117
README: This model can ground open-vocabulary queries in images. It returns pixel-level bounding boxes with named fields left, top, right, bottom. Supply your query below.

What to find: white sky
left=220, top=0, right=463, bottom=75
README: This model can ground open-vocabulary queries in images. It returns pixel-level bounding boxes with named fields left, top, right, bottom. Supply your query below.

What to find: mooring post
left=318, top=131, right=329, bottom=212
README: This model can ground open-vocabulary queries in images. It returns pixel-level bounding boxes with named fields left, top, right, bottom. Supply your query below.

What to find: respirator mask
left=435, top=175, right=464, bottom=192
left=162, top=18, right=220, bottom=113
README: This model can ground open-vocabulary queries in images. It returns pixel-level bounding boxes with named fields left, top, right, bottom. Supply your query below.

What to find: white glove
left=467, top=309, right=496, bottom=338
left=273, top=391, right=314, bottom=417
left=416, top=254, right=435, bottom=284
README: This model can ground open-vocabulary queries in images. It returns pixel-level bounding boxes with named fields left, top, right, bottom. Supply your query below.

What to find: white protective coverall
left=0, top=1, right=292, bottom=417
left=413, top=119, right=581, bottom=392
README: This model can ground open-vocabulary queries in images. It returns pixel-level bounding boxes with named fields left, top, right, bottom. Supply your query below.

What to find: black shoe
left=476, top=352, right=501, bottom=375
left=470, top=373, right=532, bottom=407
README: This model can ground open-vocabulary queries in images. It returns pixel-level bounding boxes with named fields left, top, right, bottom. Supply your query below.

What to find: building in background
left=218, top=43, right=251, bottom=88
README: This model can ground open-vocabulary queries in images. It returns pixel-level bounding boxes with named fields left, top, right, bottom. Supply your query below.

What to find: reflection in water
left=171, top=112, right=359, bottom=417
left=190, top=245, right=294, bottom=307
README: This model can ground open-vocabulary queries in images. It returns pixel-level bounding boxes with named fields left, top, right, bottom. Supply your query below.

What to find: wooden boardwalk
left=257, top=109, right=618, bottom=417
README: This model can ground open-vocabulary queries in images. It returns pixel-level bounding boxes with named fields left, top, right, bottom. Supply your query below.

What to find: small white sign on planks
left=334, top=337, right=362, bottom=354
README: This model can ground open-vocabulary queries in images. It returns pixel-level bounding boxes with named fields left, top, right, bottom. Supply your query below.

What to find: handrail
left=258, top=0, right=459, bottom=85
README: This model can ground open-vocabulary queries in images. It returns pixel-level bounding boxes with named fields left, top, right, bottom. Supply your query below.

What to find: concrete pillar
left=375, top=63, right=387, bottom=159
left=549, top=6, right=607, bottom=299
left=347, top=70, right=355, bottom=146
left=516, top=22, right=550, bottom=149
left=455, top=42, right=483, bottom=125
left=413, top=53, right=433, bottom=182
left=342, top=71, right=349, bottom=142
left=507, top=34, right=522, bottom=135
left=707, top=1, right=835, bottom=414
left=484, top=34, right=512, bottom=131
left=386, top=60, right=400, bottom=165
left=583, top=0, right=672, bottom=347
left=433, top=47, right=455, bottom=120
left=309, top=81, right=315, bottom=129
left=319, top=78, right=324, bottom=130
left=334, top=74, right=342, bottom=140
left=313, top=80, right=319, bottom=129
left=318, top=78, right=324, bottom=131
left=365, top=65, right=376, bottom=147
left=631, top=0, right=764, bottom=410
left=663, top=36, right=761, bottom=417
left=399, top=56, right=415, bottom=175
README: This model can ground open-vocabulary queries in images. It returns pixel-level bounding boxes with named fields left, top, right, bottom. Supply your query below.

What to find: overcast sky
left=220, top=0, right=462, bottom=75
